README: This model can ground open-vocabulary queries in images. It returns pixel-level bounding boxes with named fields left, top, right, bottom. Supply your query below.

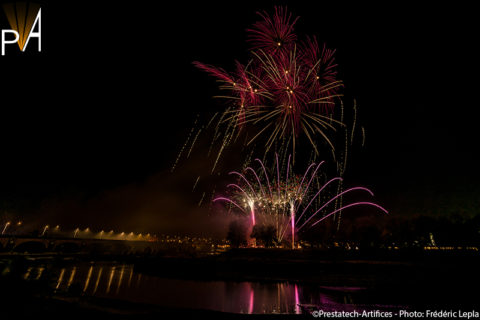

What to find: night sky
left=0, top=1, right=478, bottom=234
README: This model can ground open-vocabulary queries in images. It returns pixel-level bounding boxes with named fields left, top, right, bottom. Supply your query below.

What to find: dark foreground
left=1, top=248, right=479, bottom=317
left=1, top=294, right=301, bottom=319
left=136, top=248, right=480, bottom=308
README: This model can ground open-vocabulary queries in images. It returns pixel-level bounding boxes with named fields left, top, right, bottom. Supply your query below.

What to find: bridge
left=0, top=235, right=160, bottom=255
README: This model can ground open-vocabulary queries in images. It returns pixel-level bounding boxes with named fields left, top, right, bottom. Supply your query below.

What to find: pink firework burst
left=247, top=6, right=299, bottom=54
left=300, top=36, right=342, bottom=112
left=194, top=6, right=344, bottom=159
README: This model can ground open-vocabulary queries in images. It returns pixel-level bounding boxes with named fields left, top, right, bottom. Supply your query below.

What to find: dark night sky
left=0, top=1, right=478, bottom=233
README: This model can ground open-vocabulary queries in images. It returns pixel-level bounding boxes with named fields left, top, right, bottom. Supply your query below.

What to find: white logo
left=1, top=2, right=41, bottom=56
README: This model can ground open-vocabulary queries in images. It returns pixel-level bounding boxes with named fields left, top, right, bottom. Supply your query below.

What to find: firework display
left=193, top=7, right=344, bottom=168
left=179, top=6, right=385, bottom=243
left=214, top=154, right=388, bottom=248
left=1, top=1, right=477, bottom=316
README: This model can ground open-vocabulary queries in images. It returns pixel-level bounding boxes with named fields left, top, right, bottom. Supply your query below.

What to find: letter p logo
left=1, top=29, right=19, bottom=55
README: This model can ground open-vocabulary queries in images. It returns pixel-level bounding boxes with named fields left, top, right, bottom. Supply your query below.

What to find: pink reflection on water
left=294, top=284, right=301, bottom=314
left=320, top=292, right=338, bottom=306
left=248, top=286, right=254, bottom=314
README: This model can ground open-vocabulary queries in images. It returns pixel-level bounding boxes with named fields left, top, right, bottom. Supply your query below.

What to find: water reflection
left=23, top=267, right=32, bottom=280
left=83, top=266, right=93, bottom=292
left=92, top=267, right=102, bottom=295
left=67, top=267, right=76, bottom=290
left=248, top=286, right=254, bottom=314
left=55, top=268, right=65, bottom=291
left=24, top=263, right=372, bottom=314
left=36, top=267, right=44, bottom=280
left=295, top=284, right=300, bottom=314
left=116, top=265, right=125, bottom=294
left=135, top=273, right=142, bottom=289
left=106, top=266, right=115, bottom=294
left=127, top=267, right=133, bottom=288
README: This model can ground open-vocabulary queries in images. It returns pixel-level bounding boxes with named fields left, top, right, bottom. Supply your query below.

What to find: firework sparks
left=171, top=114, right=200, bottom=172
left=213, top=154, right=387, bottom=247
left=194, top=6, right=344, bottom=165
left=247, top=7, right=299, bottom=54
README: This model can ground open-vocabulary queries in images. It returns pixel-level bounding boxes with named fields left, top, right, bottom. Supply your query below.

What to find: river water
left=18, top=261, right=396, bottom=314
